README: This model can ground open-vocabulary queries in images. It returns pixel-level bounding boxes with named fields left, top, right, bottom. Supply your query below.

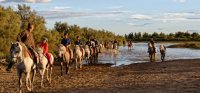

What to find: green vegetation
left=0, top=5, right=125, bottom=57
left=126, top=32, right=200, bottom=41
left=168, top=42, right=200, bottom=49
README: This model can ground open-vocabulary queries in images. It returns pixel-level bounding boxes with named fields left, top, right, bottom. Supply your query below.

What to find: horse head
left=10, top=42, right=22, bottom=62
left=37, top=47, right=45, bottom=62
left=58, top=44, right=66, bottom=58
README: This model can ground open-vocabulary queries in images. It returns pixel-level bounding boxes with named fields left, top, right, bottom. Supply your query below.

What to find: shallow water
left=98, top=43, right=200, bottom=66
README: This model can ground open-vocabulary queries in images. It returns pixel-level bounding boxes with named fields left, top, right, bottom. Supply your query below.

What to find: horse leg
left=46, top=65, right=50, bottom=82
left=18, top=71, right=23, bottom=93
left=40, top=68, right=45, bottom=88
left=61, top=62, right=63, bottom=76
left=49, top=65, right=53, bottom=83
left=79, top=58, right=82, bottom=69
left=75, top=58, right=78, bottom=70
left=66, top=61, right=69, bottom=74
left=25, top=73, right=31, bottom=91
left=30, top=69, right=36, bottom=91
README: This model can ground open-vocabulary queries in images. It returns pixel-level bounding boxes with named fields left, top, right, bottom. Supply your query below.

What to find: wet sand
left=0, top=59, right=200, bottom=93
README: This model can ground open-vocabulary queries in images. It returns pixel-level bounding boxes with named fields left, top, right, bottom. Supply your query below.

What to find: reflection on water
left=98, top=43, right=200, bottom=66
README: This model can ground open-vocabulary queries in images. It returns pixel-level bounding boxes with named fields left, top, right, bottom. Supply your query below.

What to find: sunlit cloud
left=127, top=22, right=151, bottom=27
left=130, top=14, right=153, bottom=20
left=173, top=0, right=187, bottom=3
left=2, top=0, right=51, bottom=3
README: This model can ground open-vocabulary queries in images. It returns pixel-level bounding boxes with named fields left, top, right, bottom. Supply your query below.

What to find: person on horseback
left=7, top=23, right=37, bottom=71
left=74, top=36, right=84, bottom=57
left=39, top=37, right=51, bottom=65
left=86, top=39, right=91, bottom=46
left=148, top=38, right=156, bottom=53
left=61, top=32, right=73, bottom=60
left=113, top=39, right=118, bottom=49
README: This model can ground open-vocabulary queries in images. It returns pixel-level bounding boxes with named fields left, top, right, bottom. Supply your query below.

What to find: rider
left=74, top=36, right=83, bottom=57
left=148, top=38, right=156, bottom=53
left=6, top=23, right=37, bottom=71
left=61, top=32, right=73, bottom=60
left=39, top=37, right=51, bottom=65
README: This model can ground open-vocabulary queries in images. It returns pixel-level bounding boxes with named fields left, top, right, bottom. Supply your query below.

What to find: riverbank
left=0, top=59, right=200, bottom=93
left=167, top=42, right=200, bottom=49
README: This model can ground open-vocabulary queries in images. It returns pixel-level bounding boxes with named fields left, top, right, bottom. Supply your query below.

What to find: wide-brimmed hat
left=42, top=37, right=48, bottom=41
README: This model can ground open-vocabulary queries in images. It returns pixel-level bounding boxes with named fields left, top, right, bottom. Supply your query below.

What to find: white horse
left=148, top=42, right=156, bottom=62
left=37, top=47, right=54, bottom=87
left=74, top=45, right=85, bottom=69
left=84, top=45, right=90, bottom=65
left=10, top=42, right=36, bottom=93
left=58, top=44, right=71, bottom=76
left=159, top=45, right=166, bottom=62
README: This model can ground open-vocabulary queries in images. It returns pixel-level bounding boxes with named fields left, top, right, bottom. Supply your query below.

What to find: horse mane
left=18, top=42, right=30, bottom=58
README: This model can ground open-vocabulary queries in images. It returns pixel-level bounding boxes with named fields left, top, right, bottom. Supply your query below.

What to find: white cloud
left=53, top=6, right=72, bottom=10
left=0, top=0, right=5, bottom=2
left=108, top=6, right=124, bottom=10
left=159, top=12, right=195, bottom=22
left=130, top=14, right=153, bottom=20
left=173, top=0, right=187, bottom=3
left=2, top=0, right=51, bottom=3
left=127, top=22, right=151, bottom=27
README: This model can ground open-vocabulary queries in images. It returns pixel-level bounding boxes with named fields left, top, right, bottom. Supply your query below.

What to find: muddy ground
left=0, top=59, right=200, bottom=93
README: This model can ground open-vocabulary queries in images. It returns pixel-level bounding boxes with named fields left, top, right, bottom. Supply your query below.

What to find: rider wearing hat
left=39, top=37, right=51, bottom=64
left=61, top=32, right=73, bottom=60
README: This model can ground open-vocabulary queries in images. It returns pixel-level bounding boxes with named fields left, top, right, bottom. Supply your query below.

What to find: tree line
left=125, top=31, right=200, bottom=41
left=0, top=4, right=125, bottom=57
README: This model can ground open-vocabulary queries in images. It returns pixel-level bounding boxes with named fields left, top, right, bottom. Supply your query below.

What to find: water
left=98, top=43, right=200, bottom=66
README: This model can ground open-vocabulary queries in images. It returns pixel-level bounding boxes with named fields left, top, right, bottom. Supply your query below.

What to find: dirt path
left=1, top=59, right=200, bottom=93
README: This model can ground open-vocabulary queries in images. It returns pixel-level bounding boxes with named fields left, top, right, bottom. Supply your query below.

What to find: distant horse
left=90, top=45, right=99, bottom=64
left=84, top=45, right=91, bottom=65
left=37, top=47, right=54, bottom=87
left=148, top=43, right=156, bottom=62
left=113, top=43, right=118, bottom=50
left=58, top=44, right=72, bottom=76
left=128, top=41, right=133, bottom=49
left=98, top=43, right=103, bottom=53
left=10, top=42, right=36, bottom=93
left=74, top=45, right=85, bottom=69
left=159, top=45, right=166, bottom=62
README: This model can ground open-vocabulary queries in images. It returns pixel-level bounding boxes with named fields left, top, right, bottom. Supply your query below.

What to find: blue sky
left=1, top=0, right=200, bottom=35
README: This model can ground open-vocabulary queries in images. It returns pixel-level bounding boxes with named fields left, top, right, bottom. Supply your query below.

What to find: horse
left=37, top=47, right=54, bottom=87
left=90, top=44, right=99, bottom=64
left=113, top=43, right=118, bottom=50
left=148, top=43, right=156, bottom=62
left=74, top=45, right=85, bottom=69
left=128, top=41, right=133, bottom=49
left=84, top=45, right=90, bottom=65
left=159, top=45, right=166, bottom=62
left=98, top=43, right=103, bottom=53
left=10, top=42, right=36, bottom=93
left=58, top=44, right=72, bottom=76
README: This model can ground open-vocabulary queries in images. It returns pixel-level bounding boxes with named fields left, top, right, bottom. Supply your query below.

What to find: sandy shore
left=0, top=59, right=200, bottom=93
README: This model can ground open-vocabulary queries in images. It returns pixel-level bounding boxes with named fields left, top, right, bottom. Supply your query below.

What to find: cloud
left=130, top=14, right=153, bottom=20
left=2, top=0, right=51, bottom=3
left=155, top=12, right=200, bottom=22
left=37, top=8, right=129, bottom=19
left=127, top=22, right=151, bottom=27
left=53, top=6, right=72, bottom=10
left=173, top=0, right=187, bottom=3
left=108, top=6, right=124, bottom=10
